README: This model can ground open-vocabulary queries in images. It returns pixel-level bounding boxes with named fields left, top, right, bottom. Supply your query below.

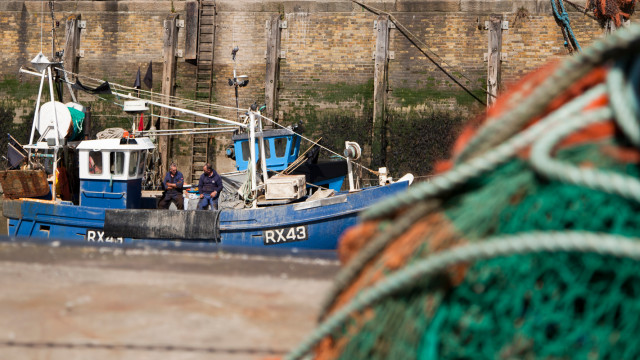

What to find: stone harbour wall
left=0, top=0, right=635, bottom=175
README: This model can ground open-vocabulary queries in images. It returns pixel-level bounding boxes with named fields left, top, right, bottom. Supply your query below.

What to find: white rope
left=53, top=69, right=384, bottom=178
left=54, top=67, right=241, bottom=113
left=96, top=128, right=126, bottom=139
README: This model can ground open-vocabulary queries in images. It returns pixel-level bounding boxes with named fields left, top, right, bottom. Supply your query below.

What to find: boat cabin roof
left=231, top=128, right=298, bottom=141
left=76, top=137, right=155, bottom=151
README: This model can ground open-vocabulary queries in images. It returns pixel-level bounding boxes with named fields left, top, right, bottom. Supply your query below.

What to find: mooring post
left=160, top=14, right=180, bottom=177
left=184, top=1, right=199, bottom=61
left=604, top=19, right=630, bottom=35
left=265, top=14, right=283, bottom=123
left=373, top=15, right=390, bottom=166
left=486, top=14, right=504, bottom=107
left=63, top=14, right=82, bottom=102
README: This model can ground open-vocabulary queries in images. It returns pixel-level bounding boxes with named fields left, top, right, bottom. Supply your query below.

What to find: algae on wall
left=277, top=76, right=478, bottom=177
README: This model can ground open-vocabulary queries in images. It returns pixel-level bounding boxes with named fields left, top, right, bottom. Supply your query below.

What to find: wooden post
left=84, top=106, right=92, bottom=139
left=63, top=14, right=82, bottom=102
left=184, top=1, right=199, bottom=61
left=486, top=14, right=503, bottom=107
left=160, top=14, right=180, bottom=177
left=372, top=15, right=390, bottom=167
left=265, top=14, right=282, bottom=122
left=604, top=19, right=630, bottom=36
left=604, top=19, right=615, bottom=35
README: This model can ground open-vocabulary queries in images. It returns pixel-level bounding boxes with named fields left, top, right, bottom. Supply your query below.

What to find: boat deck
left=0, top=240, right=339, bottom=360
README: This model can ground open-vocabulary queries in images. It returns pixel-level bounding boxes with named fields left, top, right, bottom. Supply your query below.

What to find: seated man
left=158, top=162, right=184, bottom=210
left=197, top=163, right=223, bottom=210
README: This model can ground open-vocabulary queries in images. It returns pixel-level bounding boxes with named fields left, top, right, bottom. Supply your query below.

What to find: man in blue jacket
left=158, top=162, right=184, bottom=209
left=197, top=163, right=223, bottom=210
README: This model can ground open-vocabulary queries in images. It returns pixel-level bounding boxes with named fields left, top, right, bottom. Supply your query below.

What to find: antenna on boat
left=228, top=46, right=249, bottom=122
left=40, top=0, right=44, bottom=54
left=48, top=0, right=57, bottom=59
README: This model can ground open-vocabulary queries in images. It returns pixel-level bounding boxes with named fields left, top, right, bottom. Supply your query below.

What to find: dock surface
left=0, top=241, right=339, bottom=360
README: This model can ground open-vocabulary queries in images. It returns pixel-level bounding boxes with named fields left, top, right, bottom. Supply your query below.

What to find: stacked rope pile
left=285, top=25, right=640, bottom=360
left=96, top=128, right=126, bottom=140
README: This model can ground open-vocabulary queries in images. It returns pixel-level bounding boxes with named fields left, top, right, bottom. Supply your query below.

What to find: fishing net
left=67, top=106, right=85, bottom=141
left=587, top=0, right=635, bottom=27
left=285, top=25, right=640, bottom=360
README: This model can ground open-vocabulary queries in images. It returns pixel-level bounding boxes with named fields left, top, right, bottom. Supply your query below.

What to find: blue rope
left=551, top=0, right=582, bottom=51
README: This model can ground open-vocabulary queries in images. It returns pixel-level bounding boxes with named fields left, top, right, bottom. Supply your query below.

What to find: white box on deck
left=265, top=175, right=306, bottom=200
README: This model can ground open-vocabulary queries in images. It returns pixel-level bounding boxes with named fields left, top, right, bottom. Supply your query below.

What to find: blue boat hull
left=4, top=181, right=409, bottom=250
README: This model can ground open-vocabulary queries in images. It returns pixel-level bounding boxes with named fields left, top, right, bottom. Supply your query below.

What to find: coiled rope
left=287, top=233, right=640, bottom=360
left=96, top=128, right=126, bottom=139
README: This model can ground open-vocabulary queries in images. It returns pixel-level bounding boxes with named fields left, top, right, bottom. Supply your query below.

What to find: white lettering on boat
left=263, top=226, right=308, bottom=245
left=85, top=229, right=124, bottom=244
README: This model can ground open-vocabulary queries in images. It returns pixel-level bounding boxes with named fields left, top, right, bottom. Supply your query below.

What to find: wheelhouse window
left=110, top=152, right=125, bottom=175
left=289, top=137, right=298, bottom=156
left=241, top=141, right=250, bottom=161
left=241, top=140, right=271, bottom=161
left=88, top=151, right=103, bottom=175
left=128, top=151, right=138, bottom=176
left=264, top=140, right=271, bottom=158
left=274, top=138, right=287, bottom=157
left=137, top=151, right=146, bottom=176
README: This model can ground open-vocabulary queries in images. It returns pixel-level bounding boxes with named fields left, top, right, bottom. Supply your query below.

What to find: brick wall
left=0, top=1, right=619, bottom=109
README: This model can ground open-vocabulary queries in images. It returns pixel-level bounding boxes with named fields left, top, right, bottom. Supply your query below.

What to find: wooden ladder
left=191, top=0, right=217, bottom=184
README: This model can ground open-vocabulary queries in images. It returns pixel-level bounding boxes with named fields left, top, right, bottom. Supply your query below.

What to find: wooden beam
left=604, top=18, right=630, bottom=36
left=184, top=1, right=199, bottom=61
left=264, top=14, right=282, bottom=122
left=372, top=15, right=390, bottom=167
left=160, top=14, right=180, bottom=177
left=373, top=15, right=389, bottom=128
left=63, top=14, right=82, bottom=102
left=486, top=14, right=503, bottom=107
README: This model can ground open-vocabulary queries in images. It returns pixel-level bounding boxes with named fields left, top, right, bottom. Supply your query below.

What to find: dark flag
left=72, top=79, right=112, bottom=94
left=143, top=61, right=153, bottom=89
left=133, top=67, right=142, bottom=89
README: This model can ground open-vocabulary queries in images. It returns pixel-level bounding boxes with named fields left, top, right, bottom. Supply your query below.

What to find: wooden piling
left=372, top=15, right=390, bottom=166
left=604, top=19, right=630, bottom=36
left=486, top=14, right=503, bottom=107
left=63, top=14, right=82, bottom=102
left=184, top=1, right=199, bottom=61
left=265, top=14, right=282, bottom=123
left=160, top=14, right=180, bottom=177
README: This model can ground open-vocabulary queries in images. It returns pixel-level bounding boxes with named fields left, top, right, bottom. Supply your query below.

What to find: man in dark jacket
left=197, top=163, right=223, bottom=210
left=158, top=162, right=184, bottom=209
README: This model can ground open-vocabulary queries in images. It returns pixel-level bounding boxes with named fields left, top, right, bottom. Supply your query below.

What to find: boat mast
left=22, top=54, right=62, bottom=201
left=47, top=65, right=60, bottom=201
left=247, top=110, right=269, bottom=208
left=256, top=112, right=269, bottom=185
left=27, top=68, right=46, bottom=156
left=248, top=111, right=257, bottom=207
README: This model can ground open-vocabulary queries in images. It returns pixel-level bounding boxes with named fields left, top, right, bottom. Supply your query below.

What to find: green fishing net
left=327, top=141, right=640, bottom=360
left=67, top=106, right=85, bottom=141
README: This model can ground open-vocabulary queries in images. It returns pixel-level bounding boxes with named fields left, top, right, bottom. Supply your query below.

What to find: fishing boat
left=0, top=51, right=412, bottom=250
